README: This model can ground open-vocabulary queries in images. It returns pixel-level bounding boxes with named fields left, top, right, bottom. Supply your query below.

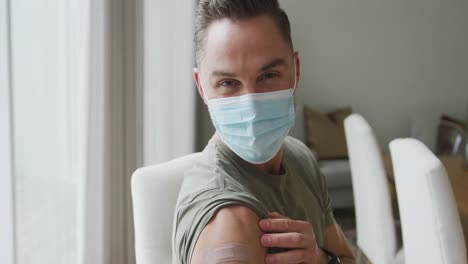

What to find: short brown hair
left=195, top=0, right=293, bottom=65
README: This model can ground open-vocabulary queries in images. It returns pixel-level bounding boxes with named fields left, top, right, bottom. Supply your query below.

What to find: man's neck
left=214, top=133, right=284, bottom=175
left=254, top=148, right=284, bottom=175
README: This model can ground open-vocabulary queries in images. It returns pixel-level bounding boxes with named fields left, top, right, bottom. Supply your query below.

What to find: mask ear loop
left=292, top=59, right=298, bottom=94
left=292, top=59, right=299, bottom=116
left=199, top=77, right=210, bottom=104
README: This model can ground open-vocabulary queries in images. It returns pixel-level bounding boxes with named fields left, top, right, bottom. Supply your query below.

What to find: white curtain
left=78, top=0, right=137, bottom=262
left=79, top=0, right=198, bottom=261
left=0, top=0, right=15, bottom=263
left=142, top=0, right=197, bottom=165
left=1, top=0, right=197, bottom=263
left=78, top=0, right=110, bottom=263
left=80, top=0, right=197, bottom=262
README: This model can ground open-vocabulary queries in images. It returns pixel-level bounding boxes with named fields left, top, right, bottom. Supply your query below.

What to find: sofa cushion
left=303, top=106, right=351, bottom=160
left=319, top=159, right=352, bottom=188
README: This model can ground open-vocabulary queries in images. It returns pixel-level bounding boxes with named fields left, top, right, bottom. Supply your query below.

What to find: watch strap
left=321, top=248, right=341, bottom=264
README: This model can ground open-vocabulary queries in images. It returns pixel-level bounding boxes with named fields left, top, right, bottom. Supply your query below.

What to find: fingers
left=260, top=218, right=313, bottom=234
left=261, top=213, right=319, bottom=264
left=265, top=249, right=312, bottom=264
left=261, top=232, right=311, bottom=248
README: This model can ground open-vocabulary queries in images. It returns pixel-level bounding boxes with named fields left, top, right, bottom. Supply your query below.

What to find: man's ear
left=293, top=52, right=301, bottom=89
left=194, top=67, right=208, bottom=105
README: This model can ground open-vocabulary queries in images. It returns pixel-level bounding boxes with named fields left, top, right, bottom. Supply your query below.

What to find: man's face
left=194, top=14, right=300, bottom=101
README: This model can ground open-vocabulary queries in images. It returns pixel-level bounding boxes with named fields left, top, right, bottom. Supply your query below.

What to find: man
left=173, top=1, right=356, bottom=263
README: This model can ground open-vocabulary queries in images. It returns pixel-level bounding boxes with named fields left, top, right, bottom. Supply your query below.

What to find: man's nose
left=244, top=86, right=256, bottom=94
left=243, top=80, right=259, bottom=94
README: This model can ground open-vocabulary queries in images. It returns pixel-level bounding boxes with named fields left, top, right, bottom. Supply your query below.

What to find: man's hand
left=259, top=212, right=328, bottom=264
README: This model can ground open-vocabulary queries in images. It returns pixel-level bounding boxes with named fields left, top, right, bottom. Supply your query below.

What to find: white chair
left=344, top=114, right=404, bottom=264
left=131, top=153, right=201, bottom=264
left=389, top=138, right=467, bottom=264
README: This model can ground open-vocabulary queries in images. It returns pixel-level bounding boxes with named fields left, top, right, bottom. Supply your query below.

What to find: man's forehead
left=200, top=15, right=292, bottom=72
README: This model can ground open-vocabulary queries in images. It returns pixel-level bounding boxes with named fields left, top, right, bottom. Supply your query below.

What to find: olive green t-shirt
left=172, top=136, right=336, bottom=264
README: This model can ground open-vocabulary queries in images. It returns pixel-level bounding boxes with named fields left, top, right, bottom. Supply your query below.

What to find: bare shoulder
left=190, top=205, right=266, bottom=264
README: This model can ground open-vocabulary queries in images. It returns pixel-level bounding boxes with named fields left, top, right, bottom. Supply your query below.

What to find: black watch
left=321, top=248, right=341, bottom=264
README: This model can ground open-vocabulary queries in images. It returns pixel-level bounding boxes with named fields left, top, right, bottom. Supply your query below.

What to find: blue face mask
left=203, top=67, right=297, bottom=164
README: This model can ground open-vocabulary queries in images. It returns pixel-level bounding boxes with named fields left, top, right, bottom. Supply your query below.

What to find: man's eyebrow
left=210, top=58, right=287, bottom=78
left=259, top=58, right=287, bottom=72
left=211, top=70, right=237, bottom=78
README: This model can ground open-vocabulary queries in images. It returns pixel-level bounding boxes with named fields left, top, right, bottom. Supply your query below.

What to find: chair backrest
left=389, top=138, right=467, bottom=264
left=344, top=114, right=397, bottom=264
left=131, top=153, right=201, bottom=264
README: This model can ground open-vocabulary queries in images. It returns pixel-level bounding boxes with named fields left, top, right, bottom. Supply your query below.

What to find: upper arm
left=324, top=224, right=355, bottom=260
left=190, top=205, right=266, bottom=264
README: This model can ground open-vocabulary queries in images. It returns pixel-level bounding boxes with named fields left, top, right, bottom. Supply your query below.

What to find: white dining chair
left=131, top=153, right=201, bottom=264
left=344, top=114, right=404, bottom=264
left=389, top=138, right=467, bottom=264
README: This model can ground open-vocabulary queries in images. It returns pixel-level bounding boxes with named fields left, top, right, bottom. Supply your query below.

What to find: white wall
left=197, top=0, right=468, bottom=150
left=280, top=0, right=468, bottom=148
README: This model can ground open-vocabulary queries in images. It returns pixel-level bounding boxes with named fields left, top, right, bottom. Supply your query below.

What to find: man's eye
left=220, top=80, right=239, bottom=87
left=262, top=72, right=280, bottom=80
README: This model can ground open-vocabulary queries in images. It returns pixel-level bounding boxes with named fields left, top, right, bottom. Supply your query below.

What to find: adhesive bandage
left=202, top=243, right=249, bottom=263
